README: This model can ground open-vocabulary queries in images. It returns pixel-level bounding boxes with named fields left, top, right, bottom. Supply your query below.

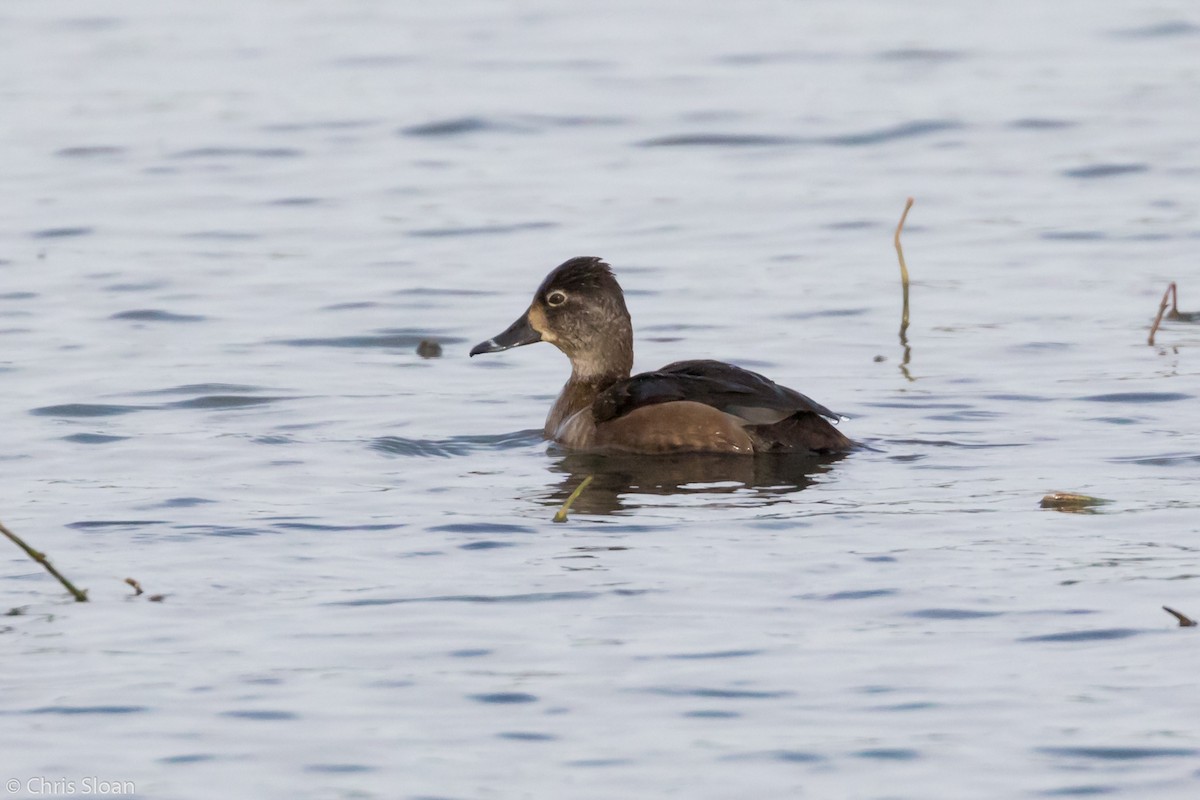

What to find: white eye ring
left=546, top=290, right=568, bottom=307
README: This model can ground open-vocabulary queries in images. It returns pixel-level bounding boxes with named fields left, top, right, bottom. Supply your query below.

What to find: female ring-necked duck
left=470, top=257, right=854, bottom=455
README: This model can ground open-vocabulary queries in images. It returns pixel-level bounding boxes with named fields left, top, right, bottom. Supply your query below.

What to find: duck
left=469, top=257, right=854, bottom=455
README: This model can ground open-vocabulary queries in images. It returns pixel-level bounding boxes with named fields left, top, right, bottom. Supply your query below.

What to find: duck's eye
left=546, top=290, right=568, bottom=307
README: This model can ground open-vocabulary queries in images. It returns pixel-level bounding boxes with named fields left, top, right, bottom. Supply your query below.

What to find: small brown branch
left=125, top=578, right=144, bottom=596
left=1163, top=606, right=1197, bottom=627
left=0, top=519, right=88, bottom=602
left=553, top=475, right=594, bottom=523
left=1148, top=282, right=1176, bottom=346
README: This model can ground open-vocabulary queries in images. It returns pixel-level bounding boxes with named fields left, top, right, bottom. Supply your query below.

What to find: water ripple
left=31, top=403, right=148, bottom=417
left=639, top=133, right=798, bottom=147
left=878, top=48, right=965, bottom=62
left=111, top=309, right=206, bottom=322
left=1063, top=164, right=1148, bottom=179
left=1010, top=118, right=1077, bottom=130
left=171, top=147, right=303, bottom=159
left=659, top=649, right=762, bottom=660
left=1112, top=453, right=1200, bottom=466
left=682, top=710, right=740, bottom=719
left=304, top=763, right=375, bottom=774
left=497, top=731, right=557, bottom=741
left=24, top=705, right=148, bottom=715
left=31, top=227, right=93, bottom=238
left=271, top=522, right=405, bottom=532
left=400, top=117, right=527, bottom=137
left=1111, top=21, right=1199, bottom=38
left=854, top=748, right=920, bottom=760
left=819, top=119, right=961, bottom=146
left=815, top=589, right=897, bottom=601
left=330, top=591, right=604, bottom=607
left=67, top=519, right=167, bottom=530
left=138, top=383, right=266, bottom=396
left=429, top=522, right=535, bottom=534
left=469, top=692, right=538, bottom=704
left=62, top=433, right=128, bottom=444
left=407, top=221, right=556, bottom=238
left=1079, top=392, right=1191, bottom=403
left=908, top=608, right=1002, bottom=620
left=166, top=395, right=289, bottom=410
left=638, top=120, right=960, bottom=149
left=220, top=710, right=299, bottom=721
left=1019, top=628, right=1142, bottom=643
left=158, top=754, right=216, bottom=765
left=721, top=750, right=823, bottom=763
left=372, top=431, right=542, bottom=457
left=642, top=687, right=792, bottom=699
left=56, top=145, right=126, bottom=158
left=280, top=331, right=465, bottom=349
left=1038, top=746, right=1198, bottom=760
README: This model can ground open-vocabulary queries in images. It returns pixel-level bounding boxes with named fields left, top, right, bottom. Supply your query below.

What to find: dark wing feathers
left=593, top=359, right=841, bottom=425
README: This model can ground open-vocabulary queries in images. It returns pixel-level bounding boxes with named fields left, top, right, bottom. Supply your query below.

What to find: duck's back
left=593, top=359, right=853, bottom=454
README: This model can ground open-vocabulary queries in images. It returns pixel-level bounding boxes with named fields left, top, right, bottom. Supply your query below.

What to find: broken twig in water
left=1147, top=282, right=1198, bottom=345
left=894, top=197, right=915, bottom=380
left=553, top=475, right=595, bottom=523
left=125, top=577, right=144, bottom=596
left=1148, top=282, right=1176, bottom=346
left=1163, top=606, right=1197, bottom=627
left=0, top=519, right=88, bottom=602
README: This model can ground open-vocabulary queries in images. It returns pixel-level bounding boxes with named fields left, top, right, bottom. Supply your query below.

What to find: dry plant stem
left=894, top=197, right=915, bottom=380
left=0, top=519, right=88, bottom=602
left=1148, top=282, right=1176, bottom=345
left=553, top=475, right=595, bottom=523
left=895, top=197, right=914, bottom=314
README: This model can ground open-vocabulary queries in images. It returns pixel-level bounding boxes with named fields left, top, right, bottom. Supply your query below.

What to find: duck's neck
left=544, top=335, right=633, bottom=439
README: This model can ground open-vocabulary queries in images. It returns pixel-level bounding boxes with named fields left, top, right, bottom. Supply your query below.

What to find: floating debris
left=416, top=339, right=443, bottom=358
left=126, top=577, right=164, bottom=601
left=0, top=518, right=88, bottom=602
left=1039, top=492, right=1111, bottom=513
left=553, top=475, right=595, bottom=523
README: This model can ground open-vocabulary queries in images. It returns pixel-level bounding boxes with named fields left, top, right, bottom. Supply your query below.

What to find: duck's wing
left=593, top=359, right=841, bottom=425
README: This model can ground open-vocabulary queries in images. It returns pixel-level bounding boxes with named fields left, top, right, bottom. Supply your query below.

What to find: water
left=3, top=1, right=1200, bottom=798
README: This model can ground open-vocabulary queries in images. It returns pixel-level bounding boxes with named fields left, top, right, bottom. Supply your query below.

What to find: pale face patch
left=527, top=303, right=559, bottom=344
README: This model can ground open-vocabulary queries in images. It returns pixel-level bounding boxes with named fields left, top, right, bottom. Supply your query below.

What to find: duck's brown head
left=470, top=256, right=634, bottom=380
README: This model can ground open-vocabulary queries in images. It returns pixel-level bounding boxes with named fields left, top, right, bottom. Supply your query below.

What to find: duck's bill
left=469, top=311, right=542, bottom=356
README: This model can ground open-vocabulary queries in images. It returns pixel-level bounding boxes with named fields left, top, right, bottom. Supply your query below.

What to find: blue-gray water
left=3, top=1, right=1200, bottom=798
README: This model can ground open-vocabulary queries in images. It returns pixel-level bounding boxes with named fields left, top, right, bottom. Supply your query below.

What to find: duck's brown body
left=470, top=257, right=853, bottom=455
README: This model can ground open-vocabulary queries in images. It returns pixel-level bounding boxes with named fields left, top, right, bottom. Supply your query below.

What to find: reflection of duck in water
left=470, top=257, right=854, bottom=455
left=543, top=451, right=849, bottom=515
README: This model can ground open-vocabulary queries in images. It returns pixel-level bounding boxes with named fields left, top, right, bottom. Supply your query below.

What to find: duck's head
left=470, top=256, right=634, bottom=379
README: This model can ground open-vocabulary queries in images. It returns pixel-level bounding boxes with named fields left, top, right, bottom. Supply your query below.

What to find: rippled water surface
left=3, top=1, right=1200, bottom=798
